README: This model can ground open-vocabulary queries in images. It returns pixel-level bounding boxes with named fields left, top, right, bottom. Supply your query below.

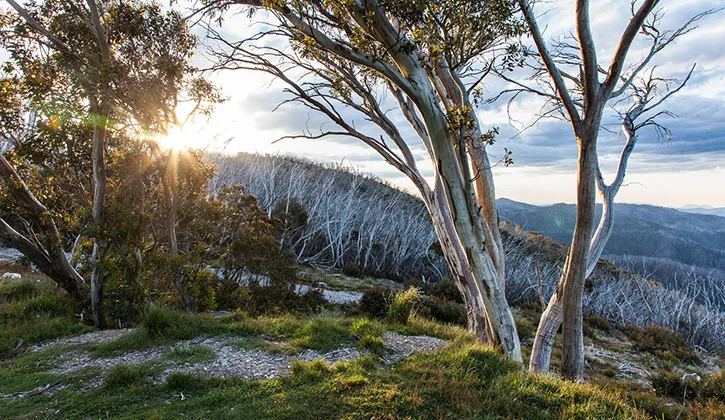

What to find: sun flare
left=154, top=125, right=208, bottom=151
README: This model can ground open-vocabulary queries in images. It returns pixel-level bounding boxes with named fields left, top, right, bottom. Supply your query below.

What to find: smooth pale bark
left=230, top=0, right=522, bottom=361
left=560, top=133, right=599, bottom=380
left=352, top=1, right=520, bottom=359
left=90, top=101, right=109, bottom=329
left=0, top=154, right=88, bottom=302
left=426, top=179, right=488, bottom=338
left=529, top=114, right=639, bottom=374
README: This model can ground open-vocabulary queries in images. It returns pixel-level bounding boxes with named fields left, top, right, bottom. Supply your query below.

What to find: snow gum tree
left=513, top=0, right=720, bottom=379
left=203, top=0, right=526, bottom=360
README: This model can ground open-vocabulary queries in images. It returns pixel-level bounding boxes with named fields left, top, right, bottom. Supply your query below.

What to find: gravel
left=294, top=284, right=363, bottom=304
left=382, top=331, right=448, bottom=356
left=31, top=328, right=449, bottom=392
left=30, top=329, right=134, bottom=353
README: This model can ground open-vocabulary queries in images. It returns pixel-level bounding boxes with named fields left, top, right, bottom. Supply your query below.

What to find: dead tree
left=513, top=0, right=719, bottom=378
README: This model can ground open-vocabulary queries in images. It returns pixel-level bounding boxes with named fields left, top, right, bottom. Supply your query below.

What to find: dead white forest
left=212, top=152, right=725, bottom=352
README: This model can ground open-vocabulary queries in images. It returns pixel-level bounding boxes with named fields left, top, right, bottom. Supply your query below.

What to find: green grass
left=0, top=281, right=705, bottom=419
left=0, top=277, right=92, bottom=358
left=166, top=344, right=217, bottom=364
left=0, top=341, right=649, bottom=419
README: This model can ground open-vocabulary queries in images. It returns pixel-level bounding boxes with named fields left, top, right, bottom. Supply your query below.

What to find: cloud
left=194, top=1, right=725, bottom=205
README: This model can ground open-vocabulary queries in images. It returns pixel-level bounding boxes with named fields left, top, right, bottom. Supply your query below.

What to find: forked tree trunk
left=529, top=147, right=618, bottom=374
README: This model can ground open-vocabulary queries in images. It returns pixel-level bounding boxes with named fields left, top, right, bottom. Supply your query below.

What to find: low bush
left=360, top=287, right=391, bottom=319
left=166, top=344, right=216, bottom=363
left=0, top=277, right=41, bottom=303
left=622, top=325, right=698, bottom=364
left=387, top=287, right=421, bottom=325
left=165, top=372, right=201, bottom=391
left=418, top=296, right=466, bottom=326
left=341, top=261, right=363, bottom=278
left=105, top=364, right=150, bottom=388
left=429, top=278, right=463, bottom=303
left=0, top=278, right=90, bottom=357
left=702, top=371, right=725, bottom=401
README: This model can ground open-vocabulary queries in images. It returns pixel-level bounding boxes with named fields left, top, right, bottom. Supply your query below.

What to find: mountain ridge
left=496, top=197, right=725, bottom=270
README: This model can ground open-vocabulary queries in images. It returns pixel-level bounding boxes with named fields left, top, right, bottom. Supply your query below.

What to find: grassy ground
left=0, top=269, right=92, bottom=358
left=2, top=270, right=724, bottom=419
left=1, top=340, right=648, bottom=419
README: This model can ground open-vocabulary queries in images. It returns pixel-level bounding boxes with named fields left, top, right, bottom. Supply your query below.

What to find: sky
left=177, top=0, right=725, bottom=208
left=3, top=1, right=724, bottom=208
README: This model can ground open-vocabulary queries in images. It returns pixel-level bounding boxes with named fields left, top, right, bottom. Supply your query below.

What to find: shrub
left=341, top=261, right=363, bottom=278
left=387, top=287, right=421, bottom=325
left=166, top=344, right=216, bottom=363
left=652, top=370, right=702, bottom=401
left=360, top=287, right=391, bottom=319
left=295, top=287, right=326, bottom=313
left=0, top=277, right=39, bottom=302
left=291, top=358, right=331, bottom=382
left=293, top=315, right=353, bottom=351
left=0, top=280, right=90, bottom=357
left=418, top=296, right=467, bottom=326
left=584, top=315, right=612, bottom=331
left=515, top=318, right=537, bottom=341
left=165, top=372, right=200, bottom=391
left=214, top=279, right=252, bottom=311
left=703, top=371, right=725, bottom=402
left=623, top=325, right=698, bottom=364
left=429, top=278, right=463, bottom=303
left=105, top=364, right=148, bottom=388
left=140, top=305, right=221, bottom=340
left=350, top=318, right=385, bottom=355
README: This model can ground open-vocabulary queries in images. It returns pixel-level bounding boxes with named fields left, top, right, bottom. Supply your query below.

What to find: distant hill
left=680, top=205, right=725, bottom=218
left=496, top=198, right=725, bottom=270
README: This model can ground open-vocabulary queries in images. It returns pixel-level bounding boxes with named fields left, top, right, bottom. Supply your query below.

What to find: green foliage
left=166, top=344, right=216, bottom=364
left=341, top=261, right=363, bottom=278
left=652, top=370, right=700, bottom=401
left=622, top=325, right=698, bottom=364
left=271, top=196, right=308, bottom=245
left=0, top=277, right=90, bottom=357
left=350, top=318, right=385, bottom=355
left=360, top=286, right=392, bottom=319
left=584, top=315, right=612, bottom=331
left=703, top=371, right=725, bottom=402
left=429, top=277, right=463, bottom=303
left=165, top=372, right=201, bottom=391
left=290, top=314, right=354, bottom=352
left=291, top=358, right=332, bottom=382
left=104, top=364, right=152, bottom=389
left=0, top=277, right=40, bottom=302
left=418, top=296, right=467, bottom=326
left=387, top=287, right=421, bottom=325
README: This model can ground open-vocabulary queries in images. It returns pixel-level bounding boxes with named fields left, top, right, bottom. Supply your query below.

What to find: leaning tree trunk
left=0, top=154, right=88, bottom=303
left=426, top=181, right=488, bottom=339
left=420, top=98, right=521, bottom=361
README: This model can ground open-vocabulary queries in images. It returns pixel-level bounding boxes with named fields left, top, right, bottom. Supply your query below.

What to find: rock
left=382, top=331, right=448, bottom=356
left=0, top=247, right=22, bottom=264
left=2, top=272, right=21, bottom=280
